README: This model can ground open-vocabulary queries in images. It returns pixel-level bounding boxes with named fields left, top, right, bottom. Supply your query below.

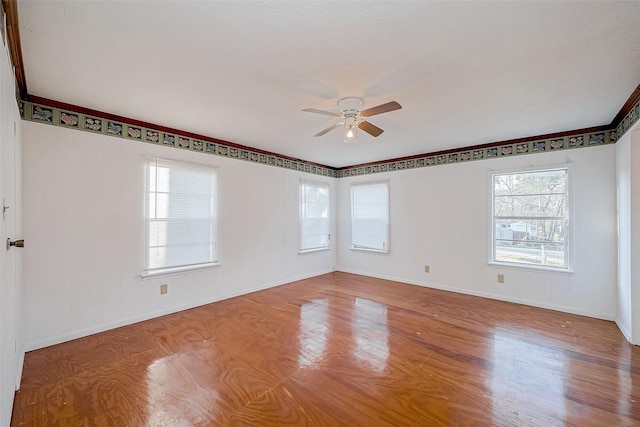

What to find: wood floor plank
left=12, top=272, right=640, bottom=426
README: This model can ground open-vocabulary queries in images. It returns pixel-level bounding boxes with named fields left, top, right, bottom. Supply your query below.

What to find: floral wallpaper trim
left=21, top=101, right=620, bottom=179
left=22, top=101, right=337, bottom=178
left=335, top=130, right=616, bottom=178
left=616, top=96, right=640, bottom=140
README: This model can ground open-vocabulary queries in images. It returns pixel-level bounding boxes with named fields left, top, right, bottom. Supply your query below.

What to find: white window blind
left=300, top=180, right=330, bottom=251
left=492, top=168, right=569, bottom=269
left=145, top=158, right=218, bottom=272
left=351, top=181, right=389, bottom=252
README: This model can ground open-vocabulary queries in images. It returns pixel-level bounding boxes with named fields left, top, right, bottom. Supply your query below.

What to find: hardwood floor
left=11, top=272, right=640, bottom=426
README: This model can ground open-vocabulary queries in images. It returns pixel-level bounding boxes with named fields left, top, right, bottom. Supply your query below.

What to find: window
left=299, top=180, right=330, bottom=252
left=145, top=158, right=218, bottom=273
left=351, top=181, right=389, bottom=252
left=492, top=168, right=569, bottom=269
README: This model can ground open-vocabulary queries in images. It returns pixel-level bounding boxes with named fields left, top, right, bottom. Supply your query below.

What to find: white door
left=0, top=36, right=22, bottom=426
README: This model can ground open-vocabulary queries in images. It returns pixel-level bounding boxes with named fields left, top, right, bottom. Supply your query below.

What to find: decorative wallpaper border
left=20, top=100, right=338, bottom=178
left=616, top=96, right=640, bottom=140
left=336, top=129, right=617, bottom=178
left=20, top=99, right=633, bottom=180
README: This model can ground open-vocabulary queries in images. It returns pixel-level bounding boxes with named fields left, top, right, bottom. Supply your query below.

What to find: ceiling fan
left=303, top=97, right=402, bottom=142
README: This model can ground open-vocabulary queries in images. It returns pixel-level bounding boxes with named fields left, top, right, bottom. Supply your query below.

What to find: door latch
left=6, top=239, right=24, bottom=250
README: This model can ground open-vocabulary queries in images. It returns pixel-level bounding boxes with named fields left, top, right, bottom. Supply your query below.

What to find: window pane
left=495, top=194, right=566, bottom=218
left=495, top=242, right=566, bottom=268
left=305, top=201, right=328, bottom=218
left=145, top=158, right=217, bottom=271
left=351, top=181, right=389, bottom=252
left=156, top=166, right=170, bottom=193
left=492, top=169, right=568, bottom=269
left=300, top=181, right=330, bottom=251
left=494, top=170, right=566, bottom=196
left=147, top=220, right=168, bottom=247
left=495, top=219, right=566, bottom=245
left=156, top=193, right=169, bottom=219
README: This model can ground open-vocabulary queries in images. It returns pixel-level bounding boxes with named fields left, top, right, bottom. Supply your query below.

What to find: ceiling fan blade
left=358, top=120, right=384, bottom=137
left=303, top=108, right=341, bottom=118
left=314, top=122, right=343, bottom=137
left=360, top=101, right=402, bottom=117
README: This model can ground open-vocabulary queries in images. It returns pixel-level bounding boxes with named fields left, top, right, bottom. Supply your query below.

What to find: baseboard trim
left=615, top=319, right=633, bottom=344
left=24, top=268, right=619, bottom=352
left=15, top=346, right=25, bottom=390
left=25, top=269, right=335, bottom=352
left=337, top=269, right=615, bottom=322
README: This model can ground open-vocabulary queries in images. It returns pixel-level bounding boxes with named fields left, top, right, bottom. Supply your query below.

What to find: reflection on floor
left=12, top=272, right=640, bottom=426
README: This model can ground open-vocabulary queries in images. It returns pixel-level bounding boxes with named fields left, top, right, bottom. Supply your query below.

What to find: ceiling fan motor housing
left=338, top=97, right=364, bottom=128
left=304, top=97, right=399, bottom=138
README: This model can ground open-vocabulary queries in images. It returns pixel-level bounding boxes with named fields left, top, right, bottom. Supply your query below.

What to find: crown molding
left=342, top=125, right=611, bottom=171
left=22, top=97, right=623, bottom=179
left=20, top=98, right=337, bottom=178
left=336, top=128, right=617, bottom=178
left=612, top=84, right=640, bottom=129
left=4, top=1, right=639, bottom=178
left=614, top=84, right=640, bottom=140
left=1, top=0, right=26, bottom=98
left=26, top=95, right=334, bottom=172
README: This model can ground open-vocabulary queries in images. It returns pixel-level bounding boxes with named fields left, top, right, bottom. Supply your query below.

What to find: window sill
left=140, top=262, right=221, bottom=280
left=298, top=247, right=331, bottom=254
left=350, top=247, right=389, bottom=254
left=488, top=261, right=573, bottom=275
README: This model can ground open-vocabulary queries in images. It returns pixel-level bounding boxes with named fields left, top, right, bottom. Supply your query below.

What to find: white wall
left=631, top=128, right=640, bottom=344
left=616, top=130, right=633, bottom=340
left=22, top=122, right=336, bottom=350
left=19, top=116, right=630, bottom=354
left=617, top=124, right=640, bottom=344
left=337, top=145, right=618, bottom=320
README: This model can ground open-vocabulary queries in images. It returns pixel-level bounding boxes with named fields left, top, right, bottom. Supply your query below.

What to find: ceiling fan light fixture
left=344, top=114, right=358, bottom=142
left=345, top=125, right=357, bottom=143
left=303, top=97, right=401, bottom=140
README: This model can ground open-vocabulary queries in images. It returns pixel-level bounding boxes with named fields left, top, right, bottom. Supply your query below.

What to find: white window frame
left=299, top=179, right=331, bottom=253
left=350, top=180, right=390, bottom=253
left=490, top=166, right=572, bottom=272
left=141, top=157, right=219, bottom=278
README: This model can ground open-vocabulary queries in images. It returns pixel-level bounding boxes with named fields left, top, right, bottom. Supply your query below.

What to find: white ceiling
left=17, top=1, right=640, bottom=168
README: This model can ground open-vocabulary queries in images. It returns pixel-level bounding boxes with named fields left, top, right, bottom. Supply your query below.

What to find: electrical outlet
left=160, top=284, right=168, bottom=294
left=424, top=265, right=430, bottom=273
left=497, top=274, right=504, bottom=284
